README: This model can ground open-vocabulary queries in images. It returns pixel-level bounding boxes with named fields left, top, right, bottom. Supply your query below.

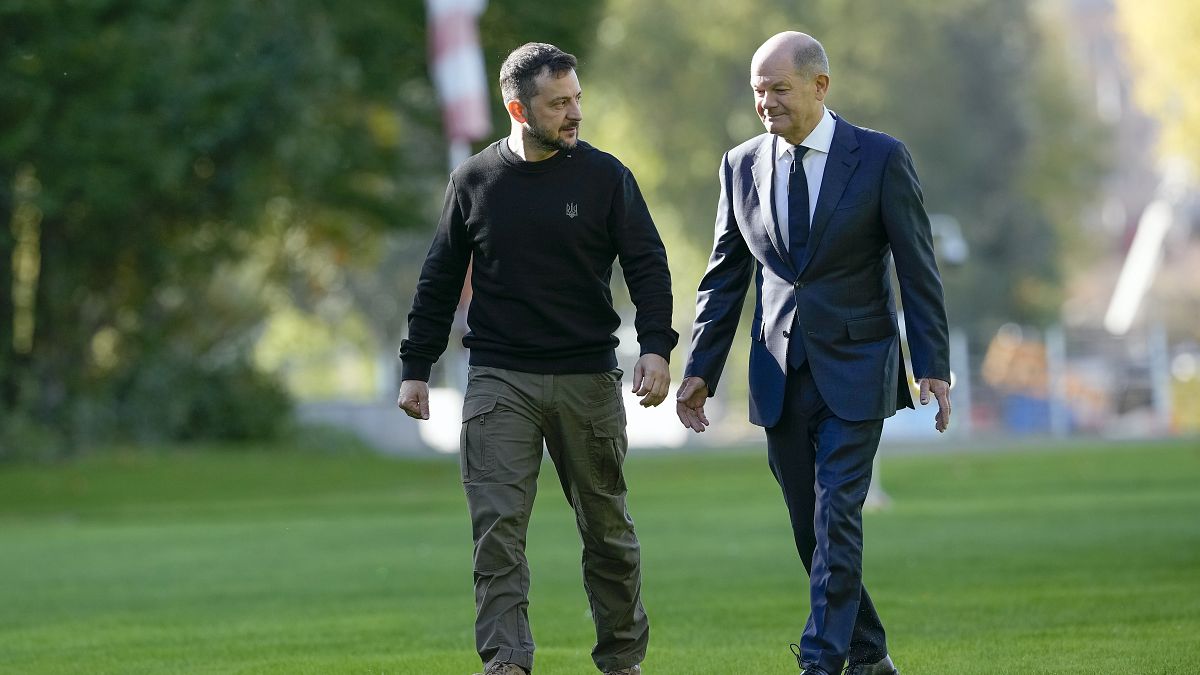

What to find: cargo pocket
left=588, top=369, right=623, bottom=405
left=587, top=411, right=627, bottom=495
left=459, top=396, right=498, bottom=482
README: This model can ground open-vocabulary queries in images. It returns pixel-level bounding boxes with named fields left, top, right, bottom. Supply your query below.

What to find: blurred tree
left=0, top=0, right=601, bottom=452
left=1116, top=0, right=1200, bottom=164
left=585, top=0, right=1105, bottom=364
left=2, top=1, right=384, bottom=447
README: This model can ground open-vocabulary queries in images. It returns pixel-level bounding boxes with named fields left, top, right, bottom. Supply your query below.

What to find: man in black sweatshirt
left=397, top=42, right=676, bottom=675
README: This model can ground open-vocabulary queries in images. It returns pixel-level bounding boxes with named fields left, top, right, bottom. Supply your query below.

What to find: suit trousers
left=459, top=365, right=648, bottom=673
left=765, top=362, right=888, bottom=674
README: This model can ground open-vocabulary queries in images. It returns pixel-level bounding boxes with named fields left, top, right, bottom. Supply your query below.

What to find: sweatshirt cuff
left=400, top=358, right=433, bottom=382
left=638, top=333, right=676, bottom=362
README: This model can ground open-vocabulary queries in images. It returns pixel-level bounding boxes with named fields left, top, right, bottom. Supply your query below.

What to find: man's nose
left=566, top=101, right=582, bottom=120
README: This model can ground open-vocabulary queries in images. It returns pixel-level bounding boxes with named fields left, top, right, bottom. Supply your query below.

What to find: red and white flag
left=426, top=0, right=491, bottom=164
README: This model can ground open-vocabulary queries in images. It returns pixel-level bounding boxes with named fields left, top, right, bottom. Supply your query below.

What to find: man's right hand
left=675, top=376, right=711, bottom=433
left=397, top=380, right=430, bottom=420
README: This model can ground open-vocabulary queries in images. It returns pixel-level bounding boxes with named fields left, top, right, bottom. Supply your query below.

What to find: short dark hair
left=499, top=42, right=578, bottom=106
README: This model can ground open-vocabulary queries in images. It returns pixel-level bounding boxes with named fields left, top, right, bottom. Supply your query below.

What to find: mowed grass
left=1, top=440, right=1198, bottom=675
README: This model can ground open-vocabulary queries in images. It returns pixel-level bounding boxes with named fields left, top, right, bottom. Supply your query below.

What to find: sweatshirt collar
left=496, top=138, right=588, bottom=172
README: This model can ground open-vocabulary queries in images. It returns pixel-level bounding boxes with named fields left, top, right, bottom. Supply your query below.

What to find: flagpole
left=426, top=0, right=492, bottom=174
left=449, top=139, right=471, bottom=171
left=423, top=0, right=489, bottom=399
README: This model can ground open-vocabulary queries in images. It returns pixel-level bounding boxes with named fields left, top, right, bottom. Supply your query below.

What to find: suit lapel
left=797, top=117, right=860, bottom=276
left=750, top=137, right=793, bottom=271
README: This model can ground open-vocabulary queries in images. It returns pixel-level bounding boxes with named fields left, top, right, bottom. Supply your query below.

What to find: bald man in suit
left=676, top=32, right=951, bottom=675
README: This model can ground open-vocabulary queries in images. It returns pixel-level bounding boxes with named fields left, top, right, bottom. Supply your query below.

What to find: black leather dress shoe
left=844, top=654, right=899, bottom=675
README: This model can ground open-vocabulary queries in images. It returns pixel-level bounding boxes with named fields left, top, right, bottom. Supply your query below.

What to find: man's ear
left=814, top=74, right=830, bottom=101
left=506, top=99, right=527, bottom=124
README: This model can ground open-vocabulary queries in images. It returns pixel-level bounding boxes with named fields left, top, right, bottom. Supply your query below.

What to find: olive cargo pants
left=459, top=366, right=648, bottom=673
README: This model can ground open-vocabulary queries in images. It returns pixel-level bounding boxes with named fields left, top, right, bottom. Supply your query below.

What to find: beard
left=525, top=116, right=578, bottom=153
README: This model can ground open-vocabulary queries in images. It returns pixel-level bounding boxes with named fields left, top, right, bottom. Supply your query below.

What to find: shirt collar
left=775, top=107, right=836, bottom=160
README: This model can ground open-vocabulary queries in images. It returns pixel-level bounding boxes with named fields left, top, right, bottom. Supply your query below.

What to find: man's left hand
left=919, top=377, right=952, bottom=433
left=632, top=354, right=671, bottom=407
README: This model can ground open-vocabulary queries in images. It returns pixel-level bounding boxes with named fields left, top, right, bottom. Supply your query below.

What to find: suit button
left=807, top=331, right=816, bottom=336
left=782, top=330, right=791, bottom=338
left=794, top=281, right=806, bottom=289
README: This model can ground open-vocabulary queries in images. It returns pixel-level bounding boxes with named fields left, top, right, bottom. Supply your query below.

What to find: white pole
left=1046, top=324, right=1070, bottom=437
left=949, top=328, right=971, bottom=436
left=1148, top=321, right=1173, bottom=434
left=449, top=139, right=471, bottom=172
left=1104, top=201, right=1171, bottom=335
left=865, top=453, right=892, bottom=512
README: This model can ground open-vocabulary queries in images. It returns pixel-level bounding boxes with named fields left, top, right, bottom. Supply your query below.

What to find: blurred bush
left=0, top=410, right=65, bottom=462
left=108, top=355, right=293, bottom=444
left=1, top=357, right=292, bottom=463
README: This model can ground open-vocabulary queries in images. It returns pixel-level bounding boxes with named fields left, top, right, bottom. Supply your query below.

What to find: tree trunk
left=0, top=170, right=15, bottom=411
left=27, top=215, right=81, bottom=433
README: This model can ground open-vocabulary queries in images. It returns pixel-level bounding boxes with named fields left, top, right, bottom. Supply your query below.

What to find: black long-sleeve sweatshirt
left=399, top=139, right=677, bottom=381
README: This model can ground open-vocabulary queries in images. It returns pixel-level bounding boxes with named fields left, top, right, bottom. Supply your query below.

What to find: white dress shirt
left=772, top=107, right=836, bottom=250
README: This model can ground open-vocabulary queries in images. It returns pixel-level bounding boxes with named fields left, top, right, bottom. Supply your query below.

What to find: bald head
left=752, top=31, right=829, bottom=80
left=749, top=31, right=831, bottom=144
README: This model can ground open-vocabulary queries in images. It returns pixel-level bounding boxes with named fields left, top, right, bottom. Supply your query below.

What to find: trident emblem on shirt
left=565, top=202, right=579, bottom=219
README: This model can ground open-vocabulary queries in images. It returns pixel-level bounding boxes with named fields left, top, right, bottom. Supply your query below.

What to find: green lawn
left=1, top=440, right=1198, bottom=674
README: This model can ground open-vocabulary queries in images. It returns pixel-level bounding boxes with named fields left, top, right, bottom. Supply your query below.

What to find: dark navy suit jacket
left=684, top=115, right=950, bottom=426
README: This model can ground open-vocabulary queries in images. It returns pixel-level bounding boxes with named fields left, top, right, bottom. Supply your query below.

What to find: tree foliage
left=0, top=0, right=601, bottom=454
left=585, top=0, right=1106, bottom=348
left=1116, top=0, right=1200, bottom=165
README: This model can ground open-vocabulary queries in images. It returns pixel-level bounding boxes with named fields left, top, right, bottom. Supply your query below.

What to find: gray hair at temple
left=498, top=42, right=578, bottom=107
left=791, top=35, right=830, bottom=79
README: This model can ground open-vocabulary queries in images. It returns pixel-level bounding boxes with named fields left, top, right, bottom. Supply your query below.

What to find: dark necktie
left=788, top=144, right=810, bottom=267
left=787, top=145, right=810, bottom=369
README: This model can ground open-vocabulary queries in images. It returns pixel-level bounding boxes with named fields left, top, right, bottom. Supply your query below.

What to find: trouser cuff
left=488, top=648, right=533, bottom=672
